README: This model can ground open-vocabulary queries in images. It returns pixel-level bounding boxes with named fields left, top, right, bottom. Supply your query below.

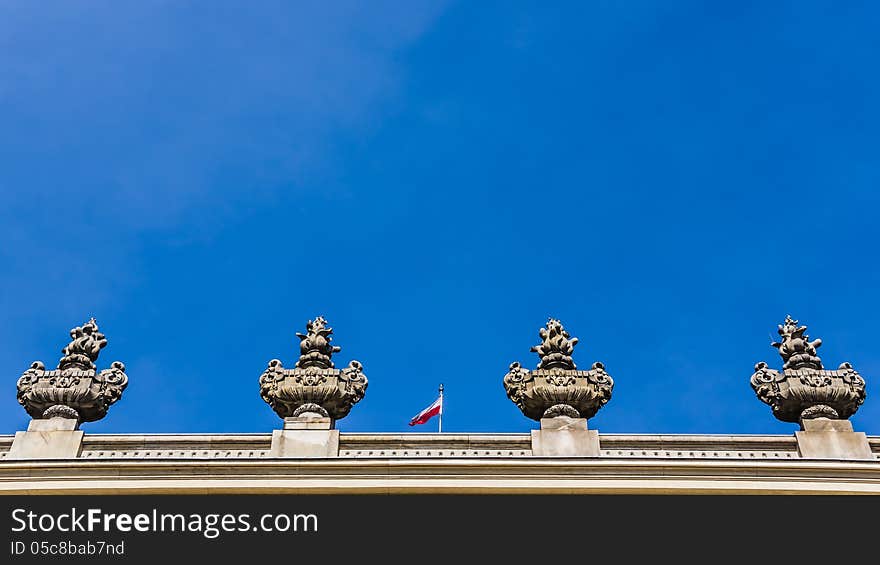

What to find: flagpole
left=438, top=383, right=444, bottom=434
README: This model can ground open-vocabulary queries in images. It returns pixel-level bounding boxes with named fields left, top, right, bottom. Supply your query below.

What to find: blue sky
left=1, top=1, right=878, bottom=436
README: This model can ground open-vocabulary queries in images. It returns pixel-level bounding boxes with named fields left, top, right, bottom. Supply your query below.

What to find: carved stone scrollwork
left=16, top=318, right=129, bottom=423
left=259, top=317, right=368, bottom=422
left=503, top=318, right=614, bottom=421
left=750, top=316, right=866, bottom=426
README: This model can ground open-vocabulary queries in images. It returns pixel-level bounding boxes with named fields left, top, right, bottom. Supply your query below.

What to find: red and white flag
left=409, top=395, right=442, bottom=426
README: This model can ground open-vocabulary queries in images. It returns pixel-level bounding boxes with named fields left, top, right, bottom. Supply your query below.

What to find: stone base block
left=283, top=415, right=334, bottom=430
left=269, top=429, right=340, bottom=458
left=795, top=418, right=872, bottom=460
left=8, top=418, right=83, bottom=459
left=531, top=417, right=600, bottom=456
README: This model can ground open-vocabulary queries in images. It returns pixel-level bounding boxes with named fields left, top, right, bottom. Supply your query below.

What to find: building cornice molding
left=1, top=456, right=879, bottom=495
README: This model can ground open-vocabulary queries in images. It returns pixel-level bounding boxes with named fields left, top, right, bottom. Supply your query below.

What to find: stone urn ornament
left=259, top=316, right=367, bottom=425
left=16, top=318, right=129, bottom=424
left=503, top=318, right=614, bottom=421
left=750, top=315, right=866, bottom=428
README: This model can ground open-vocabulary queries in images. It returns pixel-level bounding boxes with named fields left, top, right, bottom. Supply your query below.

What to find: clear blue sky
left=1, top=1, right=878, bottom=436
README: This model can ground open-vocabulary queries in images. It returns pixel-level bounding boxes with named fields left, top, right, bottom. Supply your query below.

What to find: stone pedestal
left=795, top=418, right=873, bottom=460
left=530, top=416, right=600, bottom=457
left=7, top=418, right=84, bottom=460
left=268, top=415, right=339, bottom=458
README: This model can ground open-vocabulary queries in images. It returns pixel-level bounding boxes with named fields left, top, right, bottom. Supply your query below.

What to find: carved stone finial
left=58, top=317, right=107, bottom=371
left=295, top=316, right=342, bottom=369
left=504, top=318, right=613, bottom=421
left=751, top=316, right=866, bottom=427
left=260, top=317, right=368, bottom=423
left=16, top=319, right=129, bottom=423
left=771, top=315, right=823, bottom=370
left=531, top=318, right=578, bottom=370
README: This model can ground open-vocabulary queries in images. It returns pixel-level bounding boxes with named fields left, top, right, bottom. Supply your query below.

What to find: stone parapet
left=1, top=431, right=872, bottom=461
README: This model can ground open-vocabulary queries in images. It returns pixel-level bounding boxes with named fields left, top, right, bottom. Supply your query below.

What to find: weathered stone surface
left=269, top=430, right=340, bottom=458
left=750, top=316, right=867, bottom=428
left=260, top=317, right=367, bottom=425
left=802, top=418, right=854, bottom=432
left=795, top=430, right=872, bottom=460
left=530, top=416, right=600, bottom=456
left=504, top=318, right=613, bottom=421
left=16, top=318, right=128, bottom=424
left=26, top=417, right=79, bottom=432
left=8, top=418, right=84, bottom=460
left=539, top=416, right=588, bottom=431
left=795, top=417, right=872, bottom=459
left=284, top=415, right=333, bottom=430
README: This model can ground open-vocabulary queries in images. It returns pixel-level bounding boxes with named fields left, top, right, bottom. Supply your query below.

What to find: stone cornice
left=0, top=432, right=878, bottom=494
left=1, top=456, right=880, bottom=495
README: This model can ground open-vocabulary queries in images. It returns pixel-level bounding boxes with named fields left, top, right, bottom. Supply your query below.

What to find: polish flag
left=409, top=396, right=442, bottom=426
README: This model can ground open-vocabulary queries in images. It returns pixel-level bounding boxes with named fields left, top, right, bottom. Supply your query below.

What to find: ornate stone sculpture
left=750, top=316, right=866, bottom=426
left=259, top=316, right=367, bottom=422
left=16, top=318, right=129, bottom=423
left=503, top=318, right=614, bottom=420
